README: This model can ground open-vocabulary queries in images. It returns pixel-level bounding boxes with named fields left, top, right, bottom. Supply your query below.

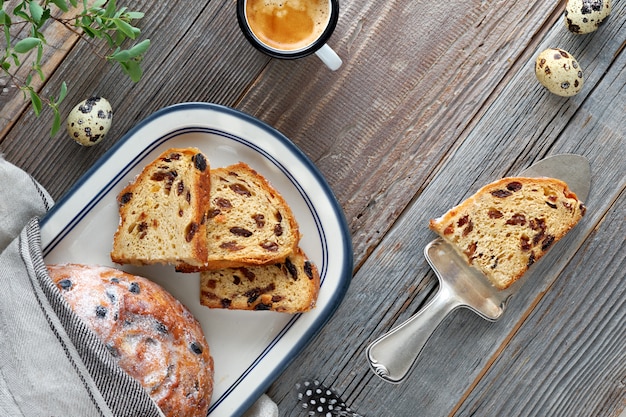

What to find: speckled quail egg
left=564, top=0, right=611, bottom=34
left=535, top=48, right=584, bottom=97
left=66, top=97, right=113, bottom=146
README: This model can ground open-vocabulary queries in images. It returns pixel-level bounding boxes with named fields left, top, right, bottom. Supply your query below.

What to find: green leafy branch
left=1, top=0, right=151, bottom=135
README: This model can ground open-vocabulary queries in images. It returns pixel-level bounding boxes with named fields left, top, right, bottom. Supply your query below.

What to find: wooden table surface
left=1, top=0, right=624, bottom=416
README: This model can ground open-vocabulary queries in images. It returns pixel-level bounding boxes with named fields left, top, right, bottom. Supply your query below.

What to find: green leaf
left=58, top=81, right=68, bottom=103
left=104, top=0, right=116, bottom=17
left=124, top=11, right=145, bottom=19
left=109, top=49, right=130, bottom=61
left=29, top=1, right=44, bottom=24
left=0, top=9, right=11, bottom=25
left=29, top=89, right=43, bottom=116
left=112, top=18, right=138, bottom=39
left=124, top=39, right=150, bottom=59
left=119, top=59, right=142, bottom=82
left=50, top=0, right=70, bottom=13
left=14, top=37, right=42, bottom=53
left=50, top=108, right=62, bottom=136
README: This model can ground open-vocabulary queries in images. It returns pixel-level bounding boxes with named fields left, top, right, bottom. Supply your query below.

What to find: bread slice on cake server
left=366, top=154, right=591, bottom=383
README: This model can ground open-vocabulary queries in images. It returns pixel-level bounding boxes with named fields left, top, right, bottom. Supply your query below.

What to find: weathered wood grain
left=266, top=2, right=625, bottom=416
left=236, top=0, right=568, bottom=267
left=0, top=1, right=81, bottom=137
left=0, top=0, right=624, bottom=416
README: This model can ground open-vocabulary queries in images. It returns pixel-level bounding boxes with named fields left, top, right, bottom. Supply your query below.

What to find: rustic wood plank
left=236, top=0, right=567, bottom=267
left=267, top=2, right=626, bottom=416
left=0, top=1, right=81, bottom=137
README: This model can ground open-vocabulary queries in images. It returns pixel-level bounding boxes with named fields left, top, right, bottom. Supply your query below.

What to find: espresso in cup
left=237, top=0, right=342, bottom=69
left=245, top=0, right=330, bottom=52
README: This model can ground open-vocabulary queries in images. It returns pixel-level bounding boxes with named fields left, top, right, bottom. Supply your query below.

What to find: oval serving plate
left=40, top=102, right=353, bottom=417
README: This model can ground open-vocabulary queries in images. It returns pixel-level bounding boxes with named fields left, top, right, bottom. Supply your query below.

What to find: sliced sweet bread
left=178, top=162, right=300, bottom=272
left=429, top=177, right=586, bottom=290
left=111, top=148, right=211, bottom=268
left=199, top=247, right=320, bottom=312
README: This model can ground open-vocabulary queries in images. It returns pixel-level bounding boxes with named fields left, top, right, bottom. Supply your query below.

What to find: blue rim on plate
left=40, top=102, right=353, bottom=416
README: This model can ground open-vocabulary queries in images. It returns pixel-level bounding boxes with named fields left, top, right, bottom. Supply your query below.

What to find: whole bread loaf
left=178, top=162, right=300, bottom=272
left=200, top=247, right=320, bottom=312
left=47, top=264, right=214, bottom=417
left=110, top=148, right=211, bottom=268
left=429, top=177, right=586, bottom=290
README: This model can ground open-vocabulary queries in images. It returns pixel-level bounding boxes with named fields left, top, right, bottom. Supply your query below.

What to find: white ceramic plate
left=40, top=102, right=353, bottom=417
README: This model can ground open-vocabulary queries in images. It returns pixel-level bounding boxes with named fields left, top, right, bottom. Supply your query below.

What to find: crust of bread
left=429, top=177, right=586, bottom=290
left=47, top=264, right=213, bottom=417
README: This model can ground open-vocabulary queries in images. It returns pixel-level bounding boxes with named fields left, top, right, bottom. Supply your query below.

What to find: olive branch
left=1, top=0, right=150, bottom=135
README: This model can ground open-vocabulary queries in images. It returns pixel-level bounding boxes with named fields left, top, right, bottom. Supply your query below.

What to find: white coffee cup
left=237, top=0, right=342, bottom=70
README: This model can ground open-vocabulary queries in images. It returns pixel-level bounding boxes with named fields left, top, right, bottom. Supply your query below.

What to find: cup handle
left=315, top=44, right=342, bottom=71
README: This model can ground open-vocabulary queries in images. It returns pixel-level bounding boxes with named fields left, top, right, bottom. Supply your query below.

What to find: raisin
left=205, top=279, right=216, bottom=289
left=190, top=341, right=203, bottom=355
left=230, top=183, right=251, bottom=197
left=443, top=224, right=454, bottom=235
left=208, top=208, right=221, bottom=218
left=462, top=220, right=473, bottom=237
left=274, top=223, right=283, bottom=237
left=541, top=235, right=555, bottom=251
left=128, top=282, right=140, bottom=294
left=106, top=344, right=120, bottom=357
left=464, top=242, right=477, bottom=262
left=230, top=227, right=253, bottom=237
left=546, top=201, right=557, bottom=209
left=192, top=153, right=207, bottom=172
left=506, top=181, right=523, bottom=192
left=138, top=222, right=149, bottom=239
left=245, top=288, right=261, bottom=303
left=233, top=275, right=241, bottom=285
left=271, top=295, right=283, bottom=302
left=506, top=214, right=527, bottom=226
left=186, top=190, right=191, bottom=204
left=119, top=192, right=133, bottom=205
left=304, top=261, right=314, bottom=279
left=110, top=278, right=120, bottom=284
left=260, top=241, right=279, bottom=252
left=95, top=305, right=107, bottom=318
left=186, top=222, right=199, bottom=242
left=239, top=267, right=255, bottom=281
left=58, top=279, right=72, bottom=290
left=166, top=152, right=181, bottom=161
left=457, top=215, right=470, bottom=227
left=491, top=189, right=512, bottom=198
left=285, top=258, right=298, bottom=280
left=488, top=209, right=503, bottom=219
left=221, top=241, right=243, bottom=251
left=254, top=303, right=272, bottom=311
left=253, top=214, right=265, bottom=228
left=275, top=211, right=283, bottom=222
left=215, top=198, right=232, bottom=209
left=105, top=290, right=116, bottom=303
left=221, top=298, right=232, bottom=308
left=528, top=251, right=536, bottom=267
left=177, top=181, right=185, bottom=196
left=155, top=322, right=168, bottom=334
left=520, top=236, right=532, bottom=251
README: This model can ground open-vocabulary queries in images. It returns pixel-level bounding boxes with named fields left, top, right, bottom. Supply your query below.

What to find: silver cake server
left=366, top=154, right=591, bottom=383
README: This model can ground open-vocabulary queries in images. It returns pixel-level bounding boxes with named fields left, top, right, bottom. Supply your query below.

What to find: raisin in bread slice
left=429, top=177, right=586, bottom=290
left=200, top=247, right=320, bottom=312
left=111, top=148, right=211, bottom=268
left=178, top=162, right=300, bottom=272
